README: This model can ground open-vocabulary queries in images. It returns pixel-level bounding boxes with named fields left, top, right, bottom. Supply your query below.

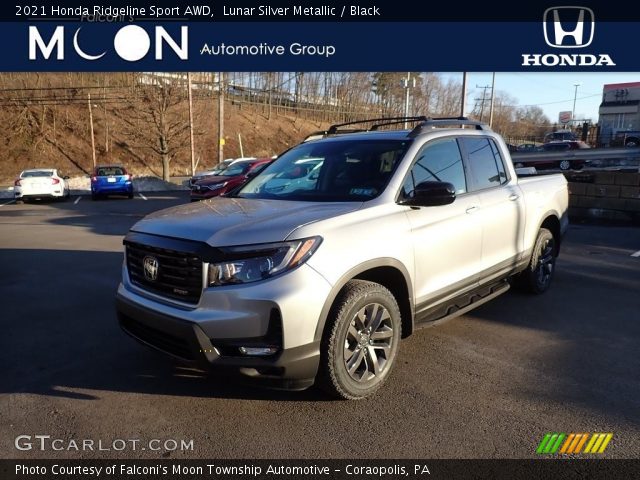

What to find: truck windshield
left=237, top=139, right=411, bottom=201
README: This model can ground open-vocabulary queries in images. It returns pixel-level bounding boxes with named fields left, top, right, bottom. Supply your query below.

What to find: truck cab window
left=402, top=137, right=467, bottom=197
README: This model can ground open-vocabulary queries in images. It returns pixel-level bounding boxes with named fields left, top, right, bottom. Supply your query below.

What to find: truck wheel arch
left=314, top=259, right=414, bottom=342
left=538, top=213, right=562, bottom=256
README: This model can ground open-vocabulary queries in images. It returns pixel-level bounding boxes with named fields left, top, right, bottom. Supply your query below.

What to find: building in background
left=598, top=81, right=640, bottom=146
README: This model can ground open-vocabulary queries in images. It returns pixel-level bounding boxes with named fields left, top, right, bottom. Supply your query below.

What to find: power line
left=474, top=84, right=492, bottom=122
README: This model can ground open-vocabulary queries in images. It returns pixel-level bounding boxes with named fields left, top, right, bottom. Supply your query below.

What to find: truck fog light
left=239, top=346, right=278, bottom=356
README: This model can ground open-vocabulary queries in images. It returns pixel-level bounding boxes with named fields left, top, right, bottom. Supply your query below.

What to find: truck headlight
left=207, top=236, right=322, bottom=286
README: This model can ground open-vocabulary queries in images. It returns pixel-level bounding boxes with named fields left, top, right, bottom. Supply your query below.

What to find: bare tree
left=123, top=77, right=190, bottom=181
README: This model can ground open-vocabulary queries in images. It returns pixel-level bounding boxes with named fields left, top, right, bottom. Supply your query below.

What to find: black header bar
left=4, top=0, right=640, bottom=22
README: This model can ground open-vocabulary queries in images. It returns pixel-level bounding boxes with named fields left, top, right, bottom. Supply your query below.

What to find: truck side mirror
left=399, top=181, right=456, bottom=207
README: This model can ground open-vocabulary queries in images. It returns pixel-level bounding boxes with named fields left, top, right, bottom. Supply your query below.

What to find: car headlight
left=207, top=236, right=322, bottom=286
left=205, top=182, right=228, bottom=191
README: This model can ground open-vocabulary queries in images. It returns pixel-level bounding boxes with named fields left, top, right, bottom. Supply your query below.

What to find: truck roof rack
left=408, top=117, right=491, bottom=137
left=301, top=116, right=490, bottom=142
left=303, top=117, right=429, bottom=141
left=327, top=116, right=429, bottom=135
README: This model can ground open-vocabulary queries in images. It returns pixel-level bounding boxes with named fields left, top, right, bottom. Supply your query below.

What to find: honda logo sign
left=543, top=7, right=595, bottom=48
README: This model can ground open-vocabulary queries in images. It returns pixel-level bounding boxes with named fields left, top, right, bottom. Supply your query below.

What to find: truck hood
left=131, top=197, right=362, bottom=245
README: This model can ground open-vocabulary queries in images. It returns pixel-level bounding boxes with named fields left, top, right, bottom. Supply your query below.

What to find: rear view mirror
left=400, top=181, right=456, bottom=207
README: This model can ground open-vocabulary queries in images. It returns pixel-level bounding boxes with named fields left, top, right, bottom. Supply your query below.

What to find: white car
left=14, top=169, right=70, bottom=202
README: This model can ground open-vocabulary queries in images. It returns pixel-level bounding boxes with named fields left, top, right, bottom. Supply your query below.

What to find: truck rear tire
left=513, top=228, right=556, bottom=294
left=317, top=280, right=401, bottom=400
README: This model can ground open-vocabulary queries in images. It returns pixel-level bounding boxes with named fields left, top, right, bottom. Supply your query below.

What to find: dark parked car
left=190, top=158, right=272, bottom=201
left=188, top=158, right=248, bottom=188
left=513, top=141, right=590, bottom=171
left=516, top=143, right=542, bottom=152
left=544, top=130, right=577, bottom=143
left=91, top=165, right=133, bottom=200
left=543, top=140, right=590, bottom=151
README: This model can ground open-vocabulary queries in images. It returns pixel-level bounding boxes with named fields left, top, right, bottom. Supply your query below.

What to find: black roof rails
left=302, top=116, right=489, bottom=142
left=408, top=117, right=490, bottom=137
left=327, top=116, right=428, bottom=135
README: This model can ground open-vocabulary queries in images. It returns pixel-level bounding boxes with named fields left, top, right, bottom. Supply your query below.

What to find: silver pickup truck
left=116, top=117, right=568, bottom=399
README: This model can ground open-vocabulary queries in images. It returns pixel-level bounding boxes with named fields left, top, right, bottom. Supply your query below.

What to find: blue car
left=91, top=165, right=134, bottom=200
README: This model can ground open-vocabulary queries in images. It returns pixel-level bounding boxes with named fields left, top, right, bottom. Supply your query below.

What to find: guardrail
left=511, top=147, right=640, bottom=172
left=511, top=149, right=639, bottom=223
left=512, top=147, right=640, bottom=161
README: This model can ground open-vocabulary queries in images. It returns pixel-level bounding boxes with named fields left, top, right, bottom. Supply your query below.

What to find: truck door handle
left=466, top=206, right=478, bottom=214
left=508, top=194, right=520, bottom=201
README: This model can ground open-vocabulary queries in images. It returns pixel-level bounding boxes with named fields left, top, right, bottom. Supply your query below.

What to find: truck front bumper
left=116, top=262, right=332, bottom=391
left=117, top=294, right=320, bottom=390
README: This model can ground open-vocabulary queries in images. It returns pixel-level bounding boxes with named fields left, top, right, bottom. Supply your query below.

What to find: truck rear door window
left=461, top=137, right=506, bottom=191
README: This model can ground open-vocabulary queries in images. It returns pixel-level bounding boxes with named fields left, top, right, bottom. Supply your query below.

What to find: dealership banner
left=0, top=0, right=638, bottom=71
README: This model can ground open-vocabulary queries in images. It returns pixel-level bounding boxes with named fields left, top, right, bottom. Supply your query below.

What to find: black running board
left=415, top=280, right=510, bottom=329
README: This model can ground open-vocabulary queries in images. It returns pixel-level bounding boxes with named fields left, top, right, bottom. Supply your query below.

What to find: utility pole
left=475, top=84, right=492, bottom=122
left=460, top=72, right=468, bottom=120
left=103, top=86, right=109, bottom=155
left=87, top=93, right=96, bottom=169
left=218, top=72, right=225, bottom=164
left=403, top=72, right=412, bottom=128
left=572, top=82, right=581, bottom=122
left=187, top=72, right=196, bottom=176
left=489, top=72, right=496, bottom=127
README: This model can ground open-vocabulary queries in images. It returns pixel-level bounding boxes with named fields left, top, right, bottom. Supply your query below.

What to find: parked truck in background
left=116, top=117, right=569, bottom=399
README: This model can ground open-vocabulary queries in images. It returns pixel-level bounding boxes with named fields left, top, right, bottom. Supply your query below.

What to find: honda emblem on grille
left=143, top=256, right=159, bottom=281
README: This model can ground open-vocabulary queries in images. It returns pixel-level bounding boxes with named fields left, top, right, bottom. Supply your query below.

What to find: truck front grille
left=126, top=242, right=203, bottom=304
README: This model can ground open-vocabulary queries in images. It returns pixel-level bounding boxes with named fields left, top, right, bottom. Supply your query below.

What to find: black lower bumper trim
left=116, top=293, right=320, bottom=391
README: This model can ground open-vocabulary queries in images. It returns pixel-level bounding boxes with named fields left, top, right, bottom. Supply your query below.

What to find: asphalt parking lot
left=1, top=193, right=639, bottom=459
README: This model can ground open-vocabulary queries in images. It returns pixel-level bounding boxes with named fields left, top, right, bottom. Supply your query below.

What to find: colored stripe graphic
left=573, top=433, right=589, bottom=454
left=544, top=434, right=559, bottom=454
left=536, top=433, right=552, bottom=454
left=597, top=434, right=613, bottom=453
left=585, top=433, right=614, bottom=453
left=560, top=434, right=575, bottom=454
left=550, top=433, right=565, bottom=454
left=538, top=433, right=613, bottom=454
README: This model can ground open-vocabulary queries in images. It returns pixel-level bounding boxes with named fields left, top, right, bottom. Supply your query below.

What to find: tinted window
left=238, top=139, right=411, bottom=202
left=96, top=167, right=125, bottom=176
left=489, top=139, right=508, bottom=183
left=22, top=170, right=53, bottom=178
left=223, top=162, right=254, bottom=176
left=462, top=137, right=504, bottom=191
left=402, top=137, right=466, bottom=196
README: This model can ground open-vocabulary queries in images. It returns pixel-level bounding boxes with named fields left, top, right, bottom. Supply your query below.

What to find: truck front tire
left=317, top=280, right=401, bottom=400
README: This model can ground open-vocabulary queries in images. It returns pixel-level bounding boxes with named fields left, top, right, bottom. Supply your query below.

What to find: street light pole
left=572, top=83, right=581, bottom=122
